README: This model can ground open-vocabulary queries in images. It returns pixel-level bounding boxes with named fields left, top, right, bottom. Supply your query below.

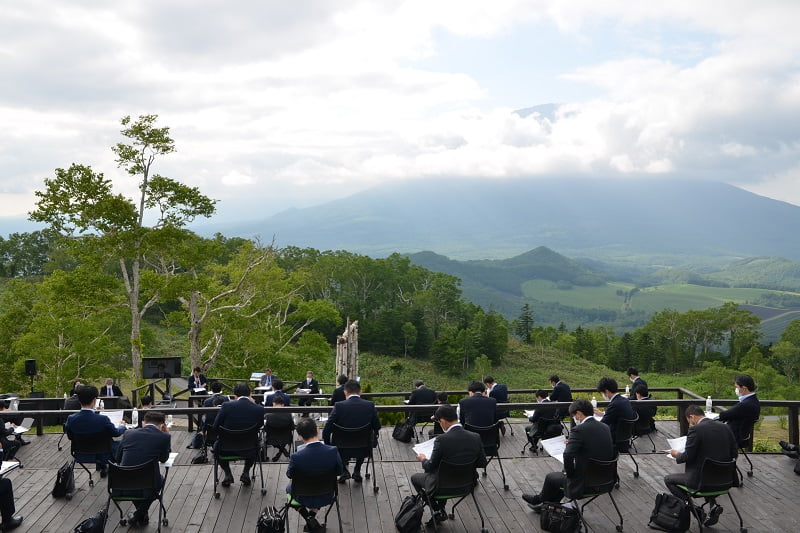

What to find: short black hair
left=210, top=381, right=223, bottom=393
left=735, top=374, right=756, bottom=392
left=233, top=383, right=251, bottom=397
left=296, top=417, right=318, bottom=440
left=272, top=378, right=284, bottom=391
left=482, top=376, right=495, bottom=385
left=568, top=399, right=594, bottom=418
left=467, top=380, right=486, bottom=393
left=143, top=410, right=166, bottom=425
left=0, top=400, right=9, bottom=410
left=534, top=389, right=548, bottom=399
left=413, top=379, right=424, bottom=388
left=344, top=380, right=361, bottom=394
left=272, top=394, right=285, bottom=406
left=140, top=395, right=153, bottom=406
left=549, top=375, right=559, bottom=383
left=337, top=374, right=348, bottom=385
left=436, top=391, right=448, bottom=403
left=77, top=385, right=99, bottom=406
left=597, top=377, right=618, bottom=394
left=193, top=366, right=202, bottom=373
left=435, top=404, right=458, bottom=423
left=685, top=404, right=705, bottom=418
left=626, top=367, right=639, bottom=377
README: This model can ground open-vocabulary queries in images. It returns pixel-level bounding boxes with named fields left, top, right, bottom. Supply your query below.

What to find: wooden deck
left=4, top=421, right=798, bottom=532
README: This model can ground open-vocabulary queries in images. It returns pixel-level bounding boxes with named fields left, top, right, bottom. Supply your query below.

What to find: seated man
left=297, top=371, right=320, bottom=407
left=260, top=367, right=275, bottom=390
left=264, top=378, right=291, bottom=407
left=632, top=388, right=657, bottom=433
left=522, top=399, right=615, bottom=508
left=202, top=382, right=228, bottom=430
left=458, top=380, right=497, bottom=428
left=102, top=378, right=123, bottom=398
left=64, top=381, right=83, bottom=411
left=329, top=374, right=348, bottom=406
left=137, top=395, right=154, bottom=428
left=595, top=377, right=636, bottom=452
left=188, top=366, right=208, bottom=394
left=0, top=401, right=21, bottom=461
left=665, top=405, right=738, bottom=527
left=65, top=385, right=127, bottom=476
left=212, top=383, right=264, bottom=487
left=286, top=417, right=344, bottom=533
left=411, top=405, right=487, bottom=527
left=264, top=394, right=295, bottom=461
left=114, top=410, right=171, bottom=527
left=322, top=380, right=380, bottom=484
left=0, top=464, right=23, bottom=531
left=525, top=390, right=562, bottom=450
left=718, top=374, right=761, bottom=448
left=407, top=379, right=437, bottom=425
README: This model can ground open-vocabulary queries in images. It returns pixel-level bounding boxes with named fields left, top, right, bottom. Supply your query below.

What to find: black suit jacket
left=458, top=394, right=497, bottom=428
left=563, top=417, right=615, bottom=498
left=329, top=385, right=346, bottom=406
left=287, top=441, right=344, bottom=508
left=420, top=425, right=487, bottom=493
left=202, top=393, right=229, bottom=428
left=409, top=386, right=437, bottom=405
left=101, top=385, right=124, bottom=397
left=600, top=394, right=636, bottom=451
left=675, top=418, right=738, bottom=489
left=212, top=397, right=264, bottom=432
left=549, top=381, right=573, bottom=418
left=718, top=394, right=760, bottom=445
left=116, top=424, right=171, bottom=466
left=322, top=396, right=381, bottom=446
left=630, top=377, right=648, bottom=398
left=264, top=391, right=291, bottom=407
left=299, top=378, right=320, bottom=394
left=188, top=374, right=208, bottom=390
left=488, top=383, right=510, bottom=419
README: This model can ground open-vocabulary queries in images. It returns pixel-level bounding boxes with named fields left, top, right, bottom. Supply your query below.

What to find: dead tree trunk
left=336, top=319, right=359, bottom=380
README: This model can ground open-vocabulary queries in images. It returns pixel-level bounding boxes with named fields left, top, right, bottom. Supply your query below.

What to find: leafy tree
left=0, top=230, right=57, bottom=278
left=771, top=340, right=800, bottom=382
left=401, top=322, right=417, bottom=357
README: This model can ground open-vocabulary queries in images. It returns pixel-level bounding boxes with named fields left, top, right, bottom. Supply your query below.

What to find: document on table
left=193, top=388, right=207, bottom=394
left=100, top=410, right=124, bottom=426
left=162, top=452, right=179, bottom=468
left=541, top=435, right=567, bottom=463
left=666, top=436, right=687, bottom=456
left=413, top=438, right=437, bottom=458
left=4, top=423, right=29, bottom=434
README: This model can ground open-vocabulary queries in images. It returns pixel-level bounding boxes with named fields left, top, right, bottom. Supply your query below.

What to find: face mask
left=572, top=416, right=579, bottom=425
left=734, top=387, right=741, bottom=397
left=630, top=377, right=636, bottom=382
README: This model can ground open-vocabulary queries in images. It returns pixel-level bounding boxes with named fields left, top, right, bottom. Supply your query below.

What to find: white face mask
left=734, top=387, right=741, bottom=397
left=572, top=416, right=579, bottom=425
left=630, top=377, right=636, bottom=382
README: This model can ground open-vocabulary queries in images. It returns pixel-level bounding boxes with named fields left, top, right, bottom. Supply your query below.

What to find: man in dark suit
left=297, top=371, right=320, bottom=407
left=627, top=367, right=648, bottom=398
left=548, top=375, right=573, bottom=419
left=264, top=394, right=295, bottom=461
left=102, top=378, right=123, bottom=397
left=595, top=377, right=636, bottom=452
left=65, top=385, right=127, bottom=476
left=718, top=374, right=761, bottom=448
left=665, top=405, right=738, bottom=527
left=458, top=380, right=497, bottom=428
left=0, top=402, right=21, bottom=461
left=264, top=378, right=291, bottom=407
left=522, top=399, right=615, bottom=507
left=202, top=383, right=228, bottom=430
left=286, top=417, right=344, bottom=533
left=525, top=390, right=562, bottom=451
left=484, top=376, right=510, bottom=434
left=188, top=367, right=208, bottom=393
left=408, top=379, right=437, bottom=425
left=259, top=367, right=275, bottom=389
left=0, top=466, right=22, bottom=531
left=329, top=374, right=348, bottom=406
left=114, top=410, right=171, bottom=527
left=212, top=383, right=264, bottom=486
left=322, top=380, right=381, bottom=483
left=412, top=404, right=487, bottom=526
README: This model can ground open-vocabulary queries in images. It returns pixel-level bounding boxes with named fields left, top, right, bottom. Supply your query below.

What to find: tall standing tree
left=30, top=115, right=216, bottom=379
left=513, top=303, right=535, bottom=343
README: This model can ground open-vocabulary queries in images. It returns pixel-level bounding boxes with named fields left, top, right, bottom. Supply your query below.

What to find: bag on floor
left=648, top=492, right=690, bottom=532
left=540, top=502, right=580, bottom=533
left=191, top=449, right=209, bottom=464
left=256, top=506, right=286, bottom=533
left=794, top=459, right=800, bottom=476
left=52, top=460, right=75, bottom=498
left=73, top=507, right=108, bottom=533
left=392, top=421, right=414, bottom=443
left=189, top=431, right=205, bottom=449
left=395, top=494, right=424, bottom=533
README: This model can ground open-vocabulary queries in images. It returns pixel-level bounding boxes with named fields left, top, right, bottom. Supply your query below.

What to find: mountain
left=205, top=178, right=800, bottom=262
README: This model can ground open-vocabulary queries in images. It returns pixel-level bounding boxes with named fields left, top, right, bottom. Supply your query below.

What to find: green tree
left=771, top=340, right=800, bottom=382
left=513, top=303, right=534, bottom=343
left=401, top=322, right=417, bottom=357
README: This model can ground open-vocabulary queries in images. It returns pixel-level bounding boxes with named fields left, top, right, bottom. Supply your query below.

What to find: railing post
left=188, top=396, right=195, bottom=432
left=36, top=415, right=44, bottom=436
left=789, top=405, right=799, bottom=446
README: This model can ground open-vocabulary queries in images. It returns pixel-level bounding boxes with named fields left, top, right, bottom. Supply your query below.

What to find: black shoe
left=337, top=471, right=351, bottom=483
left=1, top=516, right=23, bottom=531
left=18, top=440, right=30, bottom=446
left=703, top=505, right=723, bottom=526
left=97, top=466, right=108, bottom=478
left=780, top=440, right=798, bottom=452
left=221, top=475, right=234, bottom=487
left=240, top=474, right=251, bottom=486
left=522, top=493, right=542, bottom=507
left=303, top=516, right=322, bottom=532
left=425, top=511, right=447, bottom=528
left=352, top=472, right=363, bottom=483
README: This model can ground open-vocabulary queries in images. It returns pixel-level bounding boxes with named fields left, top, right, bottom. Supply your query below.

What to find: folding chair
left=107, top=460, right=168, bottom=532
left=735, top=420, right=756, bottom=485
left=263, top=419, right=295, bottom=462
left=284, top=467, right=343, bottom=532
left=568, top=456, right=623, bottom=532
left=331, top=423, right=379, bottom=493
left=632, top=399, right=657, bottom=453
left=464, top=422, right=508, bottom=490
left=421, top=460, right=488, bottom=533
left=413, top=406, right=438, bottom=443
left=212, top=424, right=266, bottom=498
left=69, top=430, right=113, bottom=491
left=676, top=458, right=747, bottom=533
left=521, top=414, right=563, bottom=455
left=614, top=415, right=640, bottom=479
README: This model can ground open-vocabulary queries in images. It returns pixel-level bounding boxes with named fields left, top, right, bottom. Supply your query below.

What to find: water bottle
left=63, top=392, right=68, bottom=399
left=99, top=399, right=105, bottom=410
left=167, top=414, right=173, bottom=426
left=591, top=396, right=598, bottom=409
left=705, top=396, right=712, bottom=413
left=625, top=385, right=630, bottom=396
left=131, top=407, right=138, bottom=427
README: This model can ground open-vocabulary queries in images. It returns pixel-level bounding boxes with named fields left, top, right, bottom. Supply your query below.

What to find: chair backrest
left=331, top=424, right=373, bottom=449
left=633, top=409, right=653, bottom=435
left=264, top=421, right=295, bottom=446
left=737, top=419, right=756, bottom=448
left=291, top=467, right=339, bottom=499
left=464, top=422, right=500, bottom=454
left=216, top=424, right=261, bottom=452
left=71, top=430, right=113, bottom=455
left=108, top=460, right=160, bottom=491
left=583, top=456, right=618, bottom=495
left=615, top=415, right=638, bottom=444
left=697, top=458, right=736, bottom=493
left=436, top=460, right=478, bottom=496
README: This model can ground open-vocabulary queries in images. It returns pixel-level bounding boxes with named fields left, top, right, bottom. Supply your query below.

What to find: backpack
left=794, top=459, right=800, bottom=476
left=52, top=461, right=75, bottom=498
left=540, top=503, right=580, bottom=533
left=189, top=431, right=205, bottom=449
left=648, top=492, right=690, bottom=532
left=256, top=506, right=286, bottom=533
left=395, top=494, right=424, bottom=532
left=191, top=447, right=209, bottom=464
left=73, top=508, right=108, bottom=533
left=392, top=421, right=414, bottom=443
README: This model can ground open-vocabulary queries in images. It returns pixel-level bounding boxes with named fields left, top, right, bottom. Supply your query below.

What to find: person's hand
left=416, top=453, right=426, bottom=462
left=669, top=449, right=679, bottom=458
left=594, top=409, right=603, bottom=416
left=160, top=423, right=170, bottom=433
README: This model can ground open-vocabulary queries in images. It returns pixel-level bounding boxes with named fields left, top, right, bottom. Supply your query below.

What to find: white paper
left=193, top=387, right=206, bottom=393
left=413, top=438, right=437, bottom=458
left=705, top=411, right=720, bottom=420
left=13, top=425, right=29, bottom=435
left=0, top=461, right=20, bottom=475
left=667, top=436, right=687, bottom=455
left=100, top=410, right=124, bottom=426
left=162, top=452, right=178, bottom=468
left=524, top=410, right=535, bottom=418
left=541, top=435, right=567, bottom=463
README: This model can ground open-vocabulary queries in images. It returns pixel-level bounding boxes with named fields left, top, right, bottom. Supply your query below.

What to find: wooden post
left=336, top=319, right=359, bottom=381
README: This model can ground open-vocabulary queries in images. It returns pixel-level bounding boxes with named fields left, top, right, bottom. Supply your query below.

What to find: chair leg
left=504, top=417, right=514, bottom=435
left=685, top=498, right=705, bottom=533
left=608, top=491, right=624, bottom=531
left=369, top=453, right=379, bottom=493
left=740, top=449, right=754, bottom=478
left=257, top=455, right=266, bottom=495
left=496, top=456, right=509, bottom=490
left=213, top=457, right=220, bottom=499
left=471, top=491, right=488, bottom=533
left=727, top=492, right=747, bottom=532
left=628, top=451, right=639, bottom=478
left=647, top=433, right=656, bottom=453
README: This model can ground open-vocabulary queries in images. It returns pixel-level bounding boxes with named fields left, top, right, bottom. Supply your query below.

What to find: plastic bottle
left=591, top=396, right=598, bottom=409
left=99, top=399, right=105, bottom=411
left=131, top=407, right=138, bottom=427
left=625, top=384, right=630, bottom=396
left=167, top=414, right=173, bottom=426
left=63, top=392, right=68, bottom=399
left=705, top=396, right=712, bottom=413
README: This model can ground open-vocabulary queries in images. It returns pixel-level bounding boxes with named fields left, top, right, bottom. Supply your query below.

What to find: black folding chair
left=284, top=467, right=343, bottom=532
left=263, top=418, right=296, bottom=462
left=331, top=423, right=379, bottom=493
left=69, top=430, right=113, bottom=493
left=615, top=415, right=640, bottom=479
left=413, top=406, right=438, bottom=443
left=632, top=399, right=657, bottom=453
left=422, top=460, right=488, bottom=533
left=568, top=456, right=623, bottom=532
left=212, top=424, right=266, bottom=498
left=676, top=458, right=747, bottom=533
left=735, top=420, right=756, bottom=485
left=464, top=422, right=508, bottom=490
left=107, top=460, right=168, bottom=532
left=521, top=414, right=564, bottom=454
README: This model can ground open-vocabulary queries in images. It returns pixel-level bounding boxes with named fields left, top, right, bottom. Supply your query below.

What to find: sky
left=1, top=0, right=799, bottom=229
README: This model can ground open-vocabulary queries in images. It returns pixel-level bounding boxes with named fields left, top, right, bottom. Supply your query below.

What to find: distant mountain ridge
left=204, top=178, right=800, bottom=262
